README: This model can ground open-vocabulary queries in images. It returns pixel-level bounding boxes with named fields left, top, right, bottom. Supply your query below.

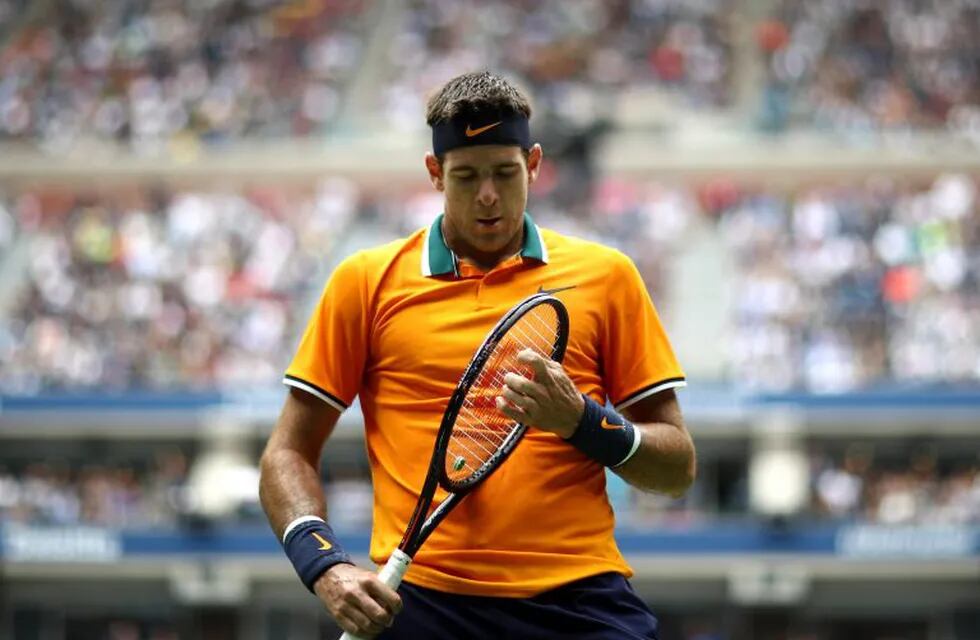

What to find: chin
left=471, top=238, right=509, bottom=254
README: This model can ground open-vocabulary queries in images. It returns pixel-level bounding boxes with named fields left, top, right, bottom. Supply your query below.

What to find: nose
left=476, top=177, right=498, bottom=207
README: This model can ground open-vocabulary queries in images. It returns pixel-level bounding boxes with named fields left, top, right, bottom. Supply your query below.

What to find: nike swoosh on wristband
left=600, top=416, right=625, bottom=430
left=311, top=532, right=333, bottom=551
left=465, top=121, right=502, bottom=137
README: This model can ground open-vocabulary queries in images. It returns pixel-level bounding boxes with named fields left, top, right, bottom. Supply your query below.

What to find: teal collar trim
left=521, top=211, right=547, bottom=262
left=421, top=214, right=455, bottom=277
left=421, top=212, right=547, bottom=277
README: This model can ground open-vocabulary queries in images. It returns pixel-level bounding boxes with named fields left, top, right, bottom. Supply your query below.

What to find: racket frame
left=400, top=293, right=569, bottom=557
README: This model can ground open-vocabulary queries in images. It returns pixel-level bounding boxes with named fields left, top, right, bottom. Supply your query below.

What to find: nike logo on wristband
left=311, top=532, right=333, bottom=551
left=600, top=416, right=625, bottom=430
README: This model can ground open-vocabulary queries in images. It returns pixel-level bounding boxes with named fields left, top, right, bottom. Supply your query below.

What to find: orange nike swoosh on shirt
left=600, top=417, right=624, bottom=430
left=311, top=532, right=333, bottom=551
left=465, top=121, right=502, bottom=137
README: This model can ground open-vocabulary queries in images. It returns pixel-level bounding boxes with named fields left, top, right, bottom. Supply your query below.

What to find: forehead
left=443, top=144, right=524, bottom=169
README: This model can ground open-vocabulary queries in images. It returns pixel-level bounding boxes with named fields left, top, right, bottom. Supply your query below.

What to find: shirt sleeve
left=602, top=252, right=686, bottom=410
left=283, top=252, right=370, bottom=412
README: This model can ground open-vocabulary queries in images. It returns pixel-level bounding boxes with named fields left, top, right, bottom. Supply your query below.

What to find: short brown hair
left=425, top=71, right=532, bottom=126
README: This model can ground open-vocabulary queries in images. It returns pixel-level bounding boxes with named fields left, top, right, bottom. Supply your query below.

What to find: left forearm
left=613, top=421, right=696, bottom=496
left=494, top=352, right=696, bottom=496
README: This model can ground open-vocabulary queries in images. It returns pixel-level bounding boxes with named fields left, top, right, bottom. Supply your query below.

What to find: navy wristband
left=282, top=520, right=353, bottom=593
left=566, top=395, right=640, bottom=467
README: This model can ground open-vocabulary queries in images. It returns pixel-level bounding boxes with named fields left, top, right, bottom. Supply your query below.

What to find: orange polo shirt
left=284, top=213, right=685, bottom=597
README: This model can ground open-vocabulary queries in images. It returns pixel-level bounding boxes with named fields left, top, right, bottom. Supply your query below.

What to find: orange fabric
left=285, top=223, right=685, bottom=597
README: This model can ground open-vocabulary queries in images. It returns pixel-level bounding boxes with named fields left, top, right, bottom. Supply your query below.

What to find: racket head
left=435, top=294, right=570, bottom=493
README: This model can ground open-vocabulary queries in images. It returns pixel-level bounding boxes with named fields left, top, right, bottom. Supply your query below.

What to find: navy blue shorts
left=376, top=572, right=659, bottom=640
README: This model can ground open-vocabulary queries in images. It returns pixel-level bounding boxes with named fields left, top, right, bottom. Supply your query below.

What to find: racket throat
left=403, top=491, right=463, bottom=557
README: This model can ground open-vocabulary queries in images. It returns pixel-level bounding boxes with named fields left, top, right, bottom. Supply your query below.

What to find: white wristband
left=282, top=515, right=326, bottom=544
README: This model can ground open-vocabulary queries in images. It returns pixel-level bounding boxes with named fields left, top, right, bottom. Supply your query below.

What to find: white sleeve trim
left=282, top=377, right=347, bottom=413
left=614, top=379, right=687, bottom=412
left=282, top=515, right=326, bottom=543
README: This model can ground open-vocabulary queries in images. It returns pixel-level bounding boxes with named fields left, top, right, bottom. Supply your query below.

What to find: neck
left=441, top=218, right=524, bottom=272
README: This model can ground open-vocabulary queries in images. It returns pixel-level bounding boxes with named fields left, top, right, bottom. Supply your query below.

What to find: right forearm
left=260, top=391, right=399, bottom=636
left=259, top=448, right=327, bottom=540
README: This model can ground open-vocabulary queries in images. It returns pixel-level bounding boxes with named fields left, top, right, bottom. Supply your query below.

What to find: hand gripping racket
left=339, top=292, right=569, bottom=640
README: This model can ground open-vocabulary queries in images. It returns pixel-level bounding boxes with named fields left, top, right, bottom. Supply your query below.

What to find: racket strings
left=445, top=304, right=560, bottom=484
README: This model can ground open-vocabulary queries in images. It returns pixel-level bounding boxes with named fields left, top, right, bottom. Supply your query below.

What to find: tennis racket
left=339, top=292, right=569, bottom=640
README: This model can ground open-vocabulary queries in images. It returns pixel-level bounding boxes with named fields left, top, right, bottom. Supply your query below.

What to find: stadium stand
left=0, top=0, right=369, bottom=152
left=3, top=173, right=975, bottom=394
left=0, top=181, right=357, bottom=393
left=719, top=173, right=980, bottom=391
left=383, top=0, right=734, bottom=132
left=758, top=0, right=980, bottom=137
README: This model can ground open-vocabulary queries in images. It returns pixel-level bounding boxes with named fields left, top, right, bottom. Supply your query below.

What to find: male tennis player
left=260, top=71, right=696, bottom=639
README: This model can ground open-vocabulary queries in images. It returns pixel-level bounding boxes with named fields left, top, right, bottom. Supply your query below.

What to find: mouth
left=475, top=217, right=502, bottom=229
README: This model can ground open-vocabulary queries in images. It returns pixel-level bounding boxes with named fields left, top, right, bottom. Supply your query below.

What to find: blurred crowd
left=0, top=451, right=188, bottom=529
left=0, top=0, right=975, bottom=153
left=0, top=180, right=357, bottom=393
left=717, top=173, right=980, bottom=391
left=811, top=448, right=980, bottom=526
left=758, top=0, right=980, bottom=139
left=2, top=447, right=975, bottom=530
left=1, top=171, right=977, bottom=393
left=0, top=448, right=367, bottom=531
left=615, top=446, right=980, bottom=528
left=383, top=0, right=733, bottom=131
left=0, top=0, right=367, bottom=153
left=543, top=170, right=980, bottom=391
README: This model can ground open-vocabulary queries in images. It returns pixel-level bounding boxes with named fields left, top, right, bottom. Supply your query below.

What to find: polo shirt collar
left=421, top=212, right=548, bottom=277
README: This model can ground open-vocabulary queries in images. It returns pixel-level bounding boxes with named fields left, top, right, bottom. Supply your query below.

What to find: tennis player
left=259, top=71, right=696, bottom=639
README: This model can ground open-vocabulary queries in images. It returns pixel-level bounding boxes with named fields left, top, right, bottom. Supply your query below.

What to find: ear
left=526, top=144, right=543, bottom=184
left=424, top=152, right=444, bottom=192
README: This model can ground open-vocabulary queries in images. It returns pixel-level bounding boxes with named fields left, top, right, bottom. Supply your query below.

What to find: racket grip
left=376, top=548, right=412, bottom=589
left=338, top=550, right=412, bottom=640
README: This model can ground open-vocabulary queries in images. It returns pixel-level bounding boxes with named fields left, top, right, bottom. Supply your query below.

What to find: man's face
left=426, top=144, right=542, bottom=255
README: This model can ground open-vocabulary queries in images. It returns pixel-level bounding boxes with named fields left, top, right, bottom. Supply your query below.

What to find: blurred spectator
left=0, top=179, right=358, bottom=393
left=0, top=191, right=15, bottom=250
left=0, top=0, right=368, bottom=153
left=814, top=447, right=869, bottom=519
left=758, top=0, right=980, bottom=139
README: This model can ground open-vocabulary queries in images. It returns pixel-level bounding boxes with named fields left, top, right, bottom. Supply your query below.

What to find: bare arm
left=259, top=387, right=339, bottom=538
left=260, top=387, right=401, bottom=638
left=499, top=350, right=696, bottom=497
left=614, top=389, right=696, bottom=497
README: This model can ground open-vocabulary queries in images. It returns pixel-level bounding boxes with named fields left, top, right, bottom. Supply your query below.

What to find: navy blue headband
left=431, top=113, right=530, bottom=156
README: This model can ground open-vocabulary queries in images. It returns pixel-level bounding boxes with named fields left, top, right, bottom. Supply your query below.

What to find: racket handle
left=338, top=550, right=412, bottom=640
left=376, top=548, right=412, bottom=589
